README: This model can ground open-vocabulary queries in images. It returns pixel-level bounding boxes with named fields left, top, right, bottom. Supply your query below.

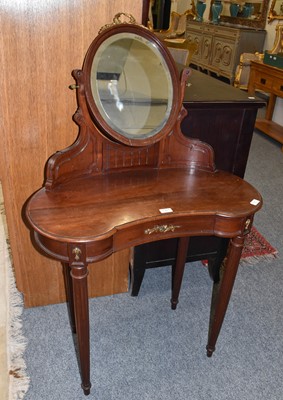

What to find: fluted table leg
left=207, top=234, right=245, bottom=357
left=62, top=263, right=76, bottom=333
left=71, top=263, right=91, bottom=395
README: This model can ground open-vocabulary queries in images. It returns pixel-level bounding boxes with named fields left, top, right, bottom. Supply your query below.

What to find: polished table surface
left=185, top=68, right=264, bottom=103
left=27, top=168, right=261, bottom=252
left=27, top=165, right=262, bottom=395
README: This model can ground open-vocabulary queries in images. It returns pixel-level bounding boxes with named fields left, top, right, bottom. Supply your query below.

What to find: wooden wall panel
left=0, top=0, right=142, bottom=307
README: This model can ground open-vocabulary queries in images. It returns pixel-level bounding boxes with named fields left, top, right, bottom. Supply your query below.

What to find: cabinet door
left=187, top=32, right=203, bottom=63
left=200, top=35, right=213, bottom=67
left=211, top=37, right=236, bottom=77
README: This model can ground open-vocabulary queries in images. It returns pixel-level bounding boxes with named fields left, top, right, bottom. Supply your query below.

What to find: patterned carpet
left=241, top=226, right=278, bottom=263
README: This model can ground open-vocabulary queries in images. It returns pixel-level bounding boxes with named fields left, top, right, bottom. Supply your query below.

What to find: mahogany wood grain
left=25, top=23, right=262, bottom=394
left=171, top=237, right=190, bottom=310
left=207, top=235, right=245, bottom=356
left=0, top=0, right=142, bottom=307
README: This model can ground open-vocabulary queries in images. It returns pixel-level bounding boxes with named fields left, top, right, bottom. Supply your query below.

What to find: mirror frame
left=268, top=0, right=283, bottom=21
left=210, top=0, right=270, bottom=29
left=82, top=23, right=182, bottom=147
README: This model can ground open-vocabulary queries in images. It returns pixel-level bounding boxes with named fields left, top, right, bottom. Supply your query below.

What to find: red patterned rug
left=241, top=226, right=278, bottom=264
left=202, top=227, right=278, bottom=267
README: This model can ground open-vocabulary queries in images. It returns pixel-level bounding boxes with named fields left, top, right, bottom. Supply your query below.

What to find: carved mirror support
left=45, top=14, right=215, bottom=190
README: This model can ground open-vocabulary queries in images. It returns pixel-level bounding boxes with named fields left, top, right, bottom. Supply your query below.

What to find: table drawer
left=114, top=214, right=247, bottom=251
left=114, top=215, right=215, bottom=250
left=253, top=73, right=274, bottom=90
left=272, top=80, right=283, bottom=97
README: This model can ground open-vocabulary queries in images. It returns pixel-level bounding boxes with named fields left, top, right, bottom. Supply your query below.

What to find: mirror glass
left=209, top=0, right=269, bottom=28
left=91, top=32, right=173, bottom=140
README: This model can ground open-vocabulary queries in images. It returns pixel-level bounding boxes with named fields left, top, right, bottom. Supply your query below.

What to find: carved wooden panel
left=211, top=39, right=235, bottom=72
left=202, top=36, right=213, bottom=64
left=103, top=142, right=160, bottom=171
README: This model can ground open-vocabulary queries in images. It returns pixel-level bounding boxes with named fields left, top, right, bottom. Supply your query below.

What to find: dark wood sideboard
left=130, top=69, right=265, bottom=296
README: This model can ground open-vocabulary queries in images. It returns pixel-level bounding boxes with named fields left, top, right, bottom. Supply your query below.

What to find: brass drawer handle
left=245, top=218, right=251, bottom=231
left=72, top=247, right=82, bottom=261
left=144, top=224, right=181, bottom=235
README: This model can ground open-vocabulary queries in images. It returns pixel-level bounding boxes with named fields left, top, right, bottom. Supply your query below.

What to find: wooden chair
left=25, top=17, right=262, bottom=396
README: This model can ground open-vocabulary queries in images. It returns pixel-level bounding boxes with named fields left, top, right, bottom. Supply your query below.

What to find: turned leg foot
left=82, top=383, right=91, bottom=396
left=206, top=344, right=215, bottom=357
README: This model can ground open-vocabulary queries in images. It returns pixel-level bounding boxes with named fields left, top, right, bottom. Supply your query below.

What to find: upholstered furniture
left=25, top=17, right=262, bottom=395
left=164, top=38, right=198, bottom=66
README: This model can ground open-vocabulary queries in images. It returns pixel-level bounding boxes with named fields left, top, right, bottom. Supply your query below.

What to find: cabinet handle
left=72, top=247, right=82, bottom=261
left=144, top=224, right=181, bottom=235
left=260, top=78, right=266, bottom=85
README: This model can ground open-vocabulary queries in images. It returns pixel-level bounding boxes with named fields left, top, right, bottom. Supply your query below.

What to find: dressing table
left=25, top=15, right=262, bottom=395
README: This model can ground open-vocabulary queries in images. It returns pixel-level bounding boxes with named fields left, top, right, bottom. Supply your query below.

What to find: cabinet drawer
left=213, top=27, right=238, bottom=39
left=272, top=80, right=283, bottom=97
left=114, top=216, right=216, bottom=250
left=253, top=73, right=274, bottom=91
left=187, top=23, right=203, bottom=33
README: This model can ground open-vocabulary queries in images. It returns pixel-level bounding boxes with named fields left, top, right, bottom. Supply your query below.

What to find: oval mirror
left=83, top=23, right=180, bottom=146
